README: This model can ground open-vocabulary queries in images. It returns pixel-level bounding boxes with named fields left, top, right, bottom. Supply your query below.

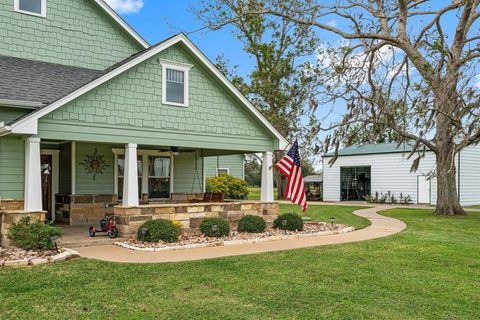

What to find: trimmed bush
left=137, top=219, right=180, bottom=243
left=205, top=175, right=249, bottom=200
left=200, top=217, right=230, bottom=237
left=238, top=215, right=266, bottom=233
left=273, top=213, right=304, bottom=231
left=8, top=216, right=64, bottom=250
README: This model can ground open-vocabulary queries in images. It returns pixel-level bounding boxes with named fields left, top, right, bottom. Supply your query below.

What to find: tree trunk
left=434, top=108, right=466, bottom=215
left=435, top=152, right=465, bottom=215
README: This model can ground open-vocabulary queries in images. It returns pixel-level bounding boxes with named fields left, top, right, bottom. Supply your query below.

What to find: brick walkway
left=73, top=205, right=406, bottom=263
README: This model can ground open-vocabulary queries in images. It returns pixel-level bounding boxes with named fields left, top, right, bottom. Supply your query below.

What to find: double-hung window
left=116, top=155, right=143, bottom=200
left=148, top=156, right=171, bottom=199
left=161, top=61, right=192, bottom=107
left=114, top=150, right=173, bottom=200
left=14, top=0, right=46, bottom=17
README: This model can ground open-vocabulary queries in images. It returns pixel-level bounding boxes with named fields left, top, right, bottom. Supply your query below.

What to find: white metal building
left=322, top=143, right=480, bottom=206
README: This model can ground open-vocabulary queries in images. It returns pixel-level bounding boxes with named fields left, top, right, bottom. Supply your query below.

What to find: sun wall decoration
left=79, top=148, right=110, bottom=181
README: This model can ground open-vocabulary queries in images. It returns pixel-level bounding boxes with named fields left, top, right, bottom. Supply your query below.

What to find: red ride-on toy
left=89, top=215, right=118, bottom=238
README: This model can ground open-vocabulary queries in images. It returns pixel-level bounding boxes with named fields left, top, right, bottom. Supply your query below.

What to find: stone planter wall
left=0, top=211, right=45, bottom=247
left=0, top=199, right=24, bottom=211
left=56, top=194, right=118, bottom=225
left=114, top=201, right=279, bottom=238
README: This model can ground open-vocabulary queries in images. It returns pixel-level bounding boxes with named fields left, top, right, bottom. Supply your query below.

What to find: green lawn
left=247, top=187, right=278, bottom=200
left=281, top=203, right=371, bottom=229
left=1, top=208, right=479, bottom=319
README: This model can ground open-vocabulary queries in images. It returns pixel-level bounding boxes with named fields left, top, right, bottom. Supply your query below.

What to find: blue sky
left=106, top=0, right=334, bottom=168
left=110, top=0, right=255, bottom=78
left=108, top=0, right=479, bottom=157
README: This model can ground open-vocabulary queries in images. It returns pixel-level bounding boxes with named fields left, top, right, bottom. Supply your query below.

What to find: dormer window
left=161, top=60, right=192, bottom=107
left=14, top=0, right=46, bottom=17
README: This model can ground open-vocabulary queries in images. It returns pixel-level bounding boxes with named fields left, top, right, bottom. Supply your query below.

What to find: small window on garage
left=14, top=0, right=46, bottom=17
left=161, top=61, right=192, bottom=107
left=217, top=168, right=230, bottom=176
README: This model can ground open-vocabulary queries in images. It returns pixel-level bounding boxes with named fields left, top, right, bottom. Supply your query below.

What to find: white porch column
left=24, top=137, right=42, bottom=212
left=260, top=151, right=274, bottom=202
left=122, top=143, right=139, bottom=206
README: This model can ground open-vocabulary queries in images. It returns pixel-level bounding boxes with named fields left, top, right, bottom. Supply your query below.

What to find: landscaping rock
left=30, top=258, right=49, bottom=266
left=117, top=222, right=355, bottom=252
left=0, top=246, right=79, bottom=267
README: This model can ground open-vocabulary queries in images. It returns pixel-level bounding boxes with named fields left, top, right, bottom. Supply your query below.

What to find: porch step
left=57, top=224, right=127, bottom=248
left=60, top=236, right=126, bottom=248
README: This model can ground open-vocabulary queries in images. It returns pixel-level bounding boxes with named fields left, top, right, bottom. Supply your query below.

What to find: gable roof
left=93, top=0, right=149, bottom=48
left=2, top=34, right=288, bottom=149
left=0, top=55, right=101, bottom=108
left=324, top=142, right=428, bottom=157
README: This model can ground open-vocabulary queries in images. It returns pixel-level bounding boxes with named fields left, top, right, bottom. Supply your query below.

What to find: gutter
left=0, top=99, right=44, bottom=109
left=0, top=122, right=12, bottom=137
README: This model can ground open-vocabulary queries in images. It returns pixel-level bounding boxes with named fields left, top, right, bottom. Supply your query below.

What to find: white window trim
left=217, top=168, right=230, bottom=176
left=112, top=149, right=174, bottom=199
left=160, top=60, right=193, bottom=108
left=14, top=0, right=47, bottom=18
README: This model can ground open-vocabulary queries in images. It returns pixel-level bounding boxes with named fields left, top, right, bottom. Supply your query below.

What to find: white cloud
left=316, top=42, right=399, bottom=88
left=105, top=0, right=144, bottom=14
left=326, top=19, right=337, bottom=28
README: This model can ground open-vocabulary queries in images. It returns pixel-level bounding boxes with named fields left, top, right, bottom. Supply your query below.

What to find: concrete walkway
left=73, top=205, right=406, bottom=264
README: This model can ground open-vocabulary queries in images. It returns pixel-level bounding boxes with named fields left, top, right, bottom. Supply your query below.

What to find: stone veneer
left=0, top=199, right=43, bottom=247
left=0, top=211, right=45, bottom=247
left=55, top=194, right=118, bottom=225
left=114, top=201, right=279, bottom=239
left=0, top=200, right=24, bottom=211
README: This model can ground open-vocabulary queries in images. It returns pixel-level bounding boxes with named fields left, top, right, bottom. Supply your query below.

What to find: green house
left=0, top=0, right=285, bottom=227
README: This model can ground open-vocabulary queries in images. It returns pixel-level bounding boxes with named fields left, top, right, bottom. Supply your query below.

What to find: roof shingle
left=0, top=55, right=102, bottom=105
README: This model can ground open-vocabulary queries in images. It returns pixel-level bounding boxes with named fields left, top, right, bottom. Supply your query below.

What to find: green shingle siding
left=0, top=0, right=142, bottom=70
left=0, top=136, right=24, bottom=199
left=38, top=44, right=275, bottom=152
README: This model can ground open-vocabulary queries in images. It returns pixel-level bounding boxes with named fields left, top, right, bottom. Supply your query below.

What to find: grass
left=280, top=203, right=371, bottom=229
left=1, top=207, right=480, bottom=319
left=247, top=187, right=278, bottom=200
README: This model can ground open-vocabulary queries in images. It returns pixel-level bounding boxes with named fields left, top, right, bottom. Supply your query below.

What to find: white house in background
left=322, top=143, right=480, bottom=206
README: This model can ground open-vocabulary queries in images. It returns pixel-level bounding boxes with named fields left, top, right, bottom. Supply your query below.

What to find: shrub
left=205, top=175, right=249, bottom=200
left=137, top=219, right=180, bottom=243
left=200, top=217, right=230, bottom=237
left=7, top=216, right=63, bottom=250
left=238, top=215, right=266, bottom=233
left=273, top=213, right=304, bottom=231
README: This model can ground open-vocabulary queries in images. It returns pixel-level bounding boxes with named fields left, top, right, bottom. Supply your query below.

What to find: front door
left=41, top=155, right=53, bottom=220
left=417, top=176, right=430, bottom=204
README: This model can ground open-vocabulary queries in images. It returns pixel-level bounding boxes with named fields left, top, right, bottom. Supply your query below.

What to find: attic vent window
left=14, top=0, right=46, bottom=17
left=161, top=60, right=193, bottom=107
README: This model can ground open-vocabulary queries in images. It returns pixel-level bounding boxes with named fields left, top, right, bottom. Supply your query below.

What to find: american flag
left=274, top=140, right=307, bottom=211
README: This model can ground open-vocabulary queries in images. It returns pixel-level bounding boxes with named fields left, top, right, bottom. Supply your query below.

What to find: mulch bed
left=122, top=222, right=351, bottom=249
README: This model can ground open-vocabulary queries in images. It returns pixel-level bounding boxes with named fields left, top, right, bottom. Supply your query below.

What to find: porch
left=0, top=137, right=278, bottom=243
left=56, top=200, right=279, bottom=244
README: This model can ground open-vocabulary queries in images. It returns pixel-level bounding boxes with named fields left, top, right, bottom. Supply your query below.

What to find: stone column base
left=1, top=211, right=46, bottom=248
